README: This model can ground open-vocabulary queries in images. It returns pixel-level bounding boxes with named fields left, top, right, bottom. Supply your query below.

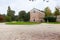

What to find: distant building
left=30, top=8, right=45, bottom=22
left=56, top=6, right=60, bottom=22
left=56, top=15, right=60, bottom=22
left=56, top=6, right=60, bottom=12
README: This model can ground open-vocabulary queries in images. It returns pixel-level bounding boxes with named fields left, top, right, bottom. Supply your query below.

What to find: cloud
left=0, top=0, right=59, bottom=15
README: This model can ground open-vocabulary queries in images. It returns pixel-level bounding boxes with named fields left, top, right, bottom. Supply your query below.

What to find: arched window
left=33, top=19, right=35, bottom=22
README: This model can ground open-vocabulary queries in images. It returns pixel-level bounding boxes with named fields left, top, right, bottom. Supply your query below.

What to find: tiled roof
left=30, top=8, right=45, bottom=13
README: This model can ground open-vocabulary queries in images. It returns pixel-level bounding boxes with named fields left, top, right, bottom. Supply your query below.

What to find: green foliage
left=24, top=12, right=30, bottom=22
left=18, top=10, right=26, bottom=21
left=54, top=8, right=60, bottom=16
left=47, top=16, right=56, bottom=22
left=44, top=16, right=56, bottom=22
left=14, top=15, right=19, bottom=21
left=7, top=6, right=15, bottom=21
left=44, top=17, right=48, bottom=22
left=18, top=11, right=30, bottom=22
left=44, top=7, right=52, bottom=17
left=5, top=16, right=12, bottom=22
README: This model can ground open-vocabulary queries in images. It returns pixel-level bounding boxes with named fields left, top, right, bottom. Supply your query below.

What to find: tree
left=54, top=8, right=60, bottom=17
left=24, top=12, right=30, bottom=21
left=44, top=16, right=56, bottom=22
left=26, top=12, right=30, bottom=21
left=18, top=10, right=26, bottom=21
left=5, top=16, right=11, bottom=22
left=7, top=6, right=15, bottom=21
left=14, top=15, right=19, bottom=21
left=44, top=7, right=52, bottom=17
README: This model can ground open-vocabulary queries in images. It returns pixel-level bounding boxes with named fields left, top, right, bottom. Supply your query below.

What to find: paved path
left=0, top=23, right=60, bottom=40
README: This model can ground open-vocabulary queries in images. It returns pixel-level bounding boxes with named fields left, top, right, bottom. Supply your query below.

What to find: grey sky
left=0, top=0, right=60, bottom=15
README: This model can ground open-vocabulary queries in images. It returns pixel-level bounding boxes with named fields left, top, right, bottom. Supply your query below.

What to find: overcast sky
left=0, top=0, right=60, bottom=15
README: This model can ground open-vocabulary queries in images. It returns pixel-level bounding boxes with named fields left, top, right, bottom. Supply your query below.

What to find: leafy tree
left=44, top=16, right=56, bottom=22
left=26, top=12, right=30, bottom=21
left=5, top=16, right=11, bottom=22
left=47, top=16, right=56, bottom=22
left=44, top=7, right=52, bottom=17
left=14, top=15, right=19, bottom=21
left=7, top=6, right=15, bottom=21
left=18, top=10, right=26, bottom=21
left=54, top=8, right=60, bottom=17
left=24, top=12, right=30, bottom=21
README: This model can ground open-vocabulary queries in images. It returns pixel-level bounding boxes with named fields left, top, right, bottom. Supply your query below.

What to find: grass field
left=6, top=22, right=40, bottom=25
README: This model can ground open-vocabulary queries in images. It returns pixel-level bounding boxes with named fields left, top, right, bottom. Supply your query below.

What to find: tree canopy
left=44, top=7, right=52, bottom=17
left=54, top=8, right=60, bottom=17
left=18, top=10, right=26, bottom=21
left=7, top=6, right=15, bottom=21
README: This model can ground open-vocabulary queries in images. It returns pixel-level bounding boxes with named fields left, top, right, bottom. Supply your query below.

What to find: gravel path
left=0, top=23, right=60, bottom=40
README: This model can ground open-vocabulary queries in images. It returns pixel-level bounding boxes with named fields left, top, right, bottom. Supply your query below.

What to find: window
left=33, top=10, right=36, bottom=13
left=33, top=19, right=35, bottom=22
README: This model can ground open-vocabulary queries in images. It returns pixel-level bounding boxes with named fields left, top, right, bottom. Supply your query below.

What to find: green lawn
left=6, top=22, right=40, bottom=25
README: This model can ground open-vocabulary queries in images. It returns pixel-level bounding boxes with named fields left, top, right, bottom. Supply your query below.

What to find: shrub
left=44, top=16, right=56, bottom=22
left=5, top=16, right=12, bottom=22
left=48, top=16, right=56, bottom=22
left=44, top=17, right=48, bottom=22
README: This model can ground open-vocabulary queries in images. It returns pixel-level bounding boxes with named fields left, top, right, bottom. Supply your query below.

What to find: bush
left=44, top=16, right=56, bottom=22
left=48, top=16, right=56, bottom=22
left=5, top=16, right=12, bottom=22
left=44, top=17, right=48, bottom=22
